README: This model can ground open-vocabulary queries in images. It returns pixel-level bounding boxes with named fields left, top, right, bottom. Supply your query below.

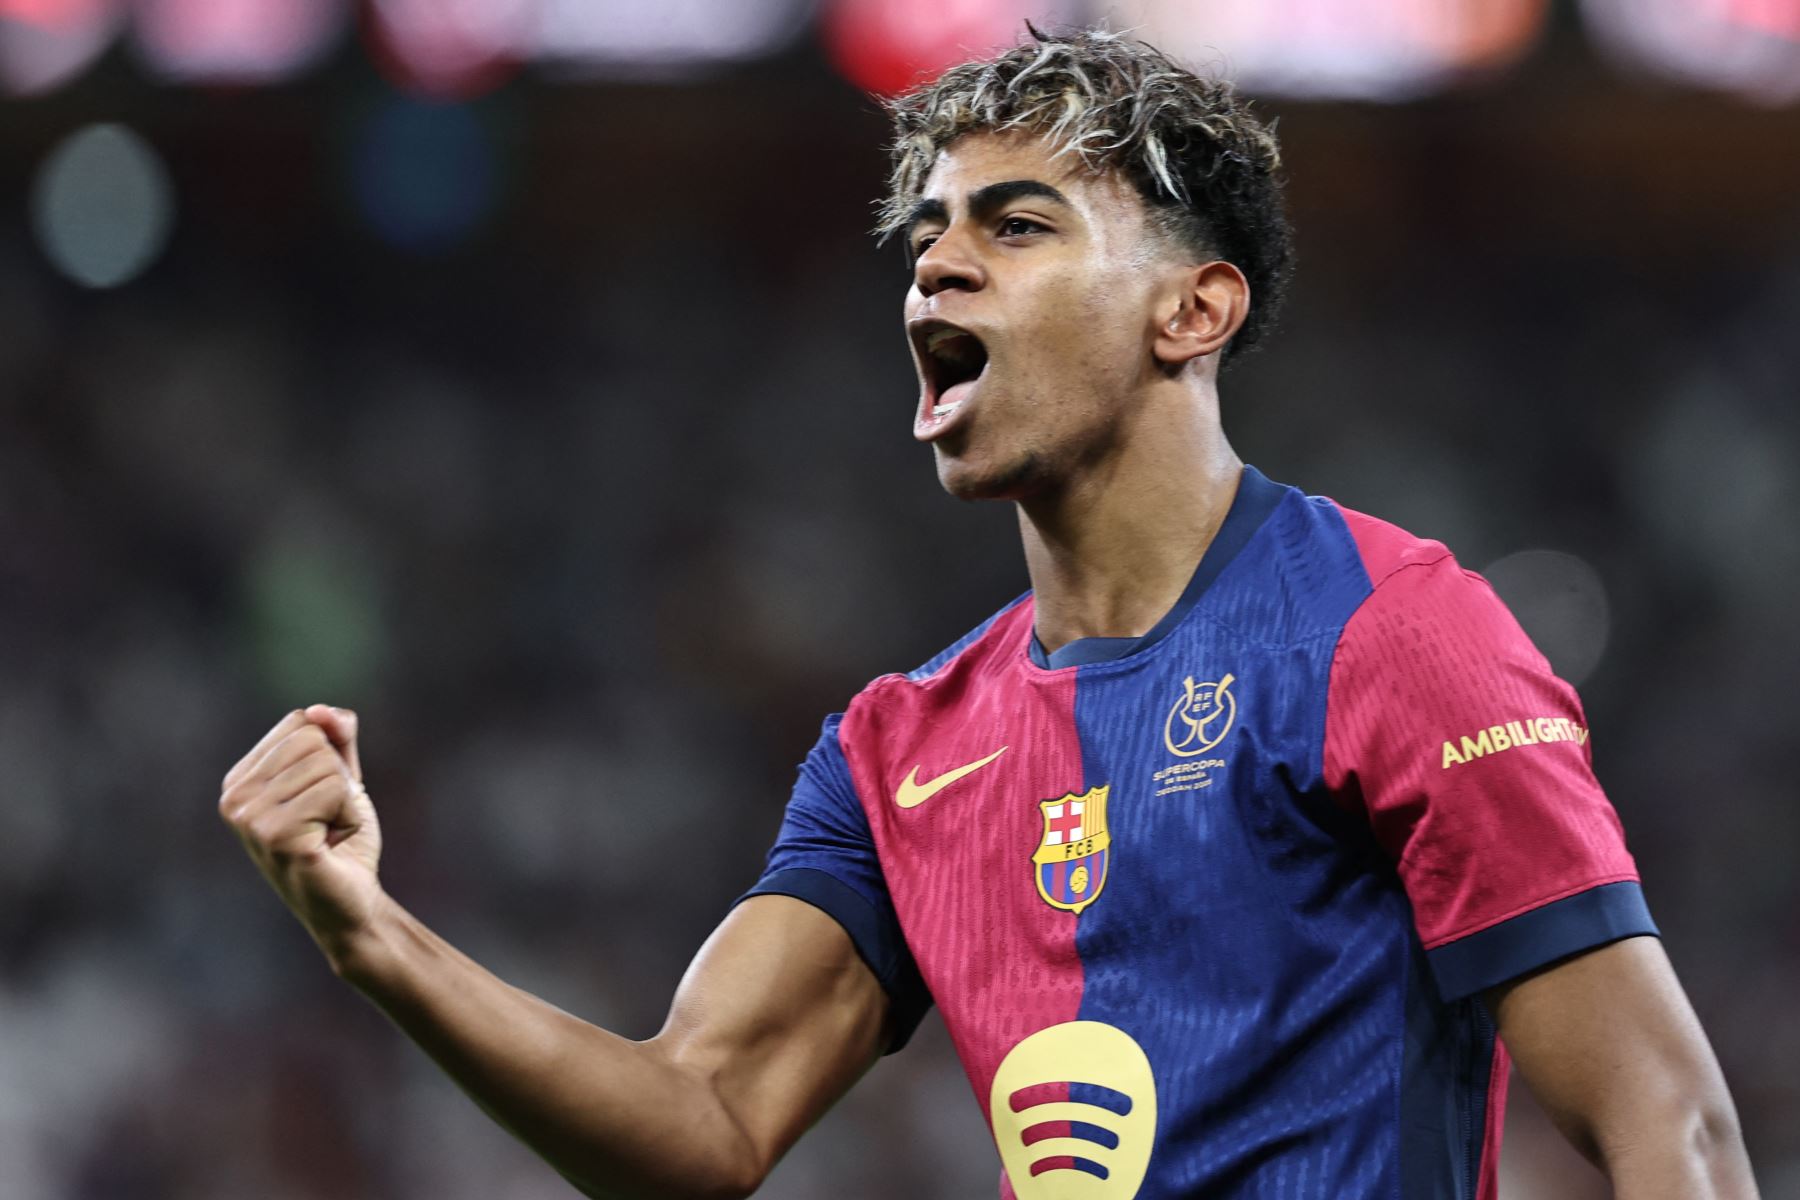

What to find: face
left=902, top=131, right=1177, bottom=501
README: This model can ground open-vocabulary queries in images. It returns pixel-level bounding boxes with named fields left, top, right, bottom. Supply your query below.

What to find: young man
left=220, top=28, right=1756, bottom=1200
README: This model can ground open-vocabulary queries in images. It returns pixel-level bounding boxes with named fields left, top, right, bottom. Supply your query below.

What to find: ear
left=1151, top=260, right=1250, bottom=370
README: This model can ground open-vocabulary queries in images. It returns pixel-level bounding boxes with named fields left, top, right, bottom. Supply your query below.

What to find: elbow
left=660, top=1146, right=765, bottom=1200
left=711, top=1164, right=767, bottom=1200
left=705, top=1121, right=775, bottom=1200
left=583, top=1124, right=771, bottom=1200
left=669, top=1157, right=768, bottom=1200
left=566, top=1161, right=765, bottom=1200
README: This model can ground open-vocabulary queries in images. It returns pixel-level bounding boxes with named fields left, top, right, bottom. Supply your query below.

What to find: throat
left=1032, top=578, right=1188, bottom=658
left=1022, top=462, right=1245, bottom=658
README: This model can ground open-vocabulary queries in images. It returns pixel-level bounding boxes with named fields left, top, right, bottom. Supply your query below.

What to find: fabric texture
left=739, top=467, right=1652, bottom=1199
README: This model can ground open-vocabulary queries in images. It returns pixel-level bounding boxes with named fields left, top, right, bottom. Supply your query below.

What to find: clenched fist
left=220, top=704, right=386, bottom=962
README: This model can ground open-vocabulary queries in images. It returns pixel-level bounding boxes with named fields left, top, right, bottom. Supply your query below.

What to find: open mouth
left=911, top=319, right=989, bottom=426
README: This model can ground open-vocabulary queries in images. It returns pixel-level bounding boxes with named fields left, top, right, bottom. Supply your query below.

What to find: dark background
left=1, top=2, right=1796, bottom=1196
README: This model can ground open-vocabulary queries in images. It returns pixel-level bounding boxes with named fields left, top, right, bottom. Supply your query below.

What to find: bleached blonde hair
left=878, top=26, right=1293, bottom=358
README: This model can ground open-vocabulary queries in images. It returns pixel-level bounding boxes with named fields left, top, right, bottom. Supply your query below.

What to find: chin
left=936, top=449, right=1048, bottom=502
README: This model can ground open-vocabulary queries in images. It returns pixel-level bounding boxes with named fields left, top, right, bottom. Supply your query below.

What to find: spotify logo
left=990, top=1022, right=1157, bottom=1199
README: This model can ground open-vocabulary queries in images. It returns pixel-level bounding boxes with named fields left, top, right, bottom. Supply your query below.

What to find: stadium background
left=1, top=1, right=1796, bottom=1196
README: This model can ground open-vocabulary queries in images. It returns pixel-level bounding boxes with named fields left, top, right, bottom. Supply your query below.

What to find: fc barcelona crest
left=1032, top=785, right=1111, bottom=914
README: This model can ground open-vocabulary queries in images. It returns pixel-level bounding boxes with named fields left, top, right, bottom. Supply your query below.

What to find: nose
left=912, top=227, right=986, bottom=297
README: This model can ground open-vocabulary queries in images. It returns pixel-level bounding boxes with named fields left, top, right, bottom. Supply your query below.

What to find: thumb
left=303, top=703, right=363, bottom=782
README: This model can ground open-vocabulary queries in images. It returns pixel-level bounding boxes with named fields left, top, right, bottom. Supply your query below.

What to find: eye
left=912, top=233, right=941, bottom=257
left=999, top=215, right=1045, bottom=238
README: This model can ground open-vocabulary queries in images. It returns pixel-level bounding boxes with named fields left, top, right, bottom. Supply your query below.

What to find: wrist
left=320, top=891, right=406, bottom=989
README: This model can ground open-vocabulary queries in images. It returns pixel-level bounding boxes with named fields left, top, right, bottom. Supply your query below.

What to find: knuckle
left=219, top=784, right=250, bottom=820
left=274, top=726, right=324, bottom=761
left=247, top=809, right=284, bottom=845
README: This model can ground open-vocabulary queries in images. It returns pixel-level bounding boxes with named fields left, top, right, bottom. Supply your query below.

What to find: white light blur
left=132, top=0, right=348, bottom=84
left=0, top=2, right=123, bottom=96
left=370, top=0, right=536, bottom=94
left=29, top=124, right=176, bottom=289
left=1101, top=0, right=1546, bottom=100
left=1583, top=0, right=1800, bottom=106
left=1481, top=550, right=1611, bottom=688
left=531, top=0, right=814, bottom=78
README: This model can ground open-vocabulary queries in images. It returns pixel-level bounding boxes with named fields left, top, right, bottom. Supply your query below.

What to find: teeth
left=925, top=328, right=964, bottom=353
left=931, top=401, right=961, bottom=417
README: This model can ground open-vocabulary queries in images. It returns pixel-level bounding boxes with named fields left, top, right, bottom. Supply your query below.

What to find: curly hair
left=878, top=26, right=1293, bottom=360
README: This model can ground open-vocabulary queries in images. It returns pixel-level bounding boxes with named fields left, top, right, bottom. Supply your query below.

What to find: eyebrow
left=903, top=179, right=1073, bottom=249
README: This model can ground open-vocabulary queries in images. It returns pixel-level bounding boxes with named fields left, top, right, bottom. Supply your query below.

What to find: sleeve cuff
left=1425, top=880, right=1659, bottom=1001
left=736, top=866, right=932, bottom=1051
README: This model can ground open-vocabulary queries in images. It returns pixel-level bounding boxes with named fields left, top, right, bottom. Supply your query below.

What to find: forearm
left=1594, top=1100, right=1758, bottom=1200
left=330, top=895, right=763, bottom=1200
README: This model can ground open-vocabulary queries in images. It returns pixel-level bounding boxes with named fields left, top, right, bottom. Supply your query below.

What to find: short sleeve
left=1324, top=555, right=1657, bottom=1001
left=736, top=714, right=931, bottom=1050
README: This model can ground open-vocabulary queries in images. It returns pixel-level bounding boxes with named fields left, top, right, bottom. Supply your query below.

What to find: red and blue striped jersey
left=743, top=466, right=1654, bottom=1199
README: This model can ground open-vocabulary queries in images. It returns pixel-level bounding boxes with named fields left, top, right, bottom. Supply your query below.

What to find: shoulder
left=1199, top=478, right=1453, bottom=646
left=852, top=590, right=1034, bottom=699
left=900, top=590, right=1035, bottom=685
left=1329, top=502, right=1457, bottom=589
left=1326, top=502, right=1542, bottom=673
left=808, top=593, right=1035, bottom=829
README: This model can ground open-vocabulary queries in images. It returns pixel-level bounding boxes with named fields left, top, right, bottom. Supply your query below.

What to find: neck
left=1019, top=381, right=1241, bottom=656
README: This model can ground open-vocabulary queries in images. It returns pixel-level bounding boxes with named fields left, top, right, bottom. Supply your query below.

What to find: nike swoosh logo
left=895, top=746, right=1009, bottom=809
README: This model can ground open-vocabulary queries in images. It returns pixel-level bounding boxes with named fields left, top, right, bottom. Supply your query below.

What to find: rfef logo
left=1163, top=674, right=1236, bottom=757
left=990, top=1021, right=1157, bottom=1199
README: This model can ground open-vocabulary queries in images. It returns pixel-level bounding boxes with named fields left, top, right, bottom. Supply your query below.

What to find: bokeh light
left=1584, top=0, right=1800, bottom=105
left=132, top=0, right=348, bottom=84
left=29, top=123, right=176, bottom=289
left=531, top=0, right=815, bottom=80
left=1481, top=550, right=1611, bottom=688
left=821, top=0, right=1072, bottom=96
left=1104, top=0, right=1547, bottom=100
left=350, top=95, right=500, bottom=252
left=366, top=0, right=533, bottom=99
left=0, top=0, right=121, bottom=96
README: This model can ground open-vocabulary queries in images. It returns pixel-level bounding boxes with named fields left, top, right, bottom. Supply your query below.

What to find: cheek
left=1024, top=275, right=1132, bottom=359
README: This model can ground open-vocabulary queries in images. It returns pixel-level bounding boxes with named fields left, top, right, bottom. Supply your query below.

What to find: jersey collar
left=1028, top=464, right=1290, bottom=670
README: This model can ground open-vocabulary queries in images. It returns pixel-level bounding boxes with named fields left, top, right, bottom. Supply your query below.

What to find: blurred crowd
left=2, top=26, right=1798, bottom=1200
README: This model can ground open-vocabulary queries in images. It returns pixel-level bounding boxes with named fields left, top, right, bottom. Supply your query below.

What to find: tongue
left=940, top=377, right=978, bottom=410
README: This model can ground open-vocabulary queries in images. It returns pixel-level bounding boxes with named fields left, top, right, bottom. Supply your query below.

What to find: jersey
left=741, top=465, right=1656, bottom=1200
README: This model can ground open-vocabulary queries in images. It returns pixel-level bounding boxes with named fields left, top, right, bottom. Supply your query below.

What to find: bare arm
left=1487, top=936, right=1757, bottom=1199
left=221, top=708, right=890, bottom=1200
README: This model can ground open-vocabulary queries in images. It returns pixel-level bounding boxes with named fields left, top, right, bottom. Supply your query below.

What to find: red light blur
left=1718, top=0, right=1800, bottom=40
left=0, top=0, right=100, bottom=33
left=364, top=0, right=531, bottom=100
left=821, top=0, right=1053, bottom=97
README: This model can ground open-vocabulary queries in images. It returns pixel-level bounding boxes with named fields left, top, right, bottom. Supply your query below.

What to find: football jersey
left=741, top=465, right=1655, bottom=1200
